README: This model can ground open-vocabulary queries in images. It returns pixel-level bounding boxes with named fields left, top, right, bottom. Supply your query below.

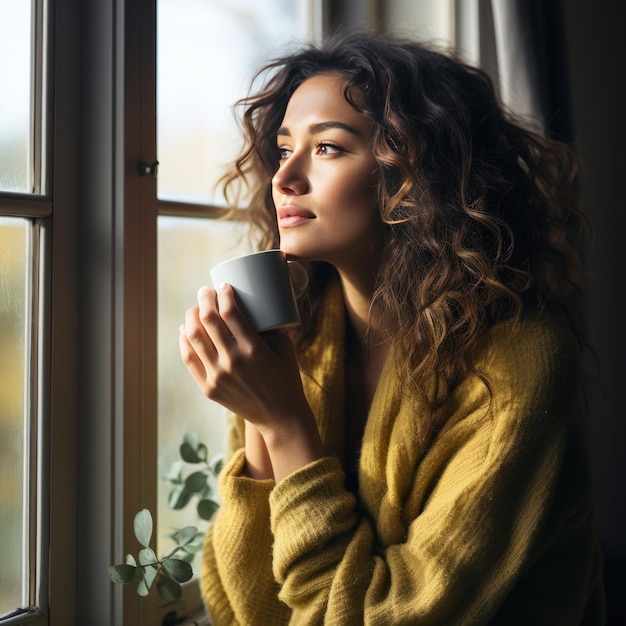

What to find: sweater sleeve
left=268, top=316, right=601, bottom=625
left=201, top=449, right=292, bottom=625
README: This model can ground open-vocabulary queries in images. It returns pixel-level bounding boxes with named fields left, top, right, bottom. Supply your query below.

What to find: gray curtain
left=455, top=0, right=572, bottom=141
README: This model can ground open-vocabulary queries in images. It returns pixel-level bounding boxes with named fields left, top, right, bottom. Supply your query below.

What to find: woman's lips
left=277, top=207, right=315, bottom=228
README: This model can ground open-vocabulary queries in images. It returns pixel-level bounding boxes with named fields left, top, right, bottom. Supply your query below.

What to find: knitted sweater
left=200, top=281, right=605, bottom=625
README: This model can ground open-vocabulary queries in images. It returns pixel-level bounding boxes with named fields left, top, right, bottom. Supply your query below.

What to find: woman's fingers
left=179, top=284, right=264, bottom=399
left=183, top=298, right=218, bottom=364
left=211, top=283, right=259, bottom=352
left=178, top=321, right=209, bottom=389
left=179, top=288, right=225, bottom=395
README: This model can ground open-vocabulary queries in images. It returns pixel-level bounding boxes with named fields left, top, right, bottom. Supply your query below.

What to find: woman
left=179, top=32, right=605, bottom=624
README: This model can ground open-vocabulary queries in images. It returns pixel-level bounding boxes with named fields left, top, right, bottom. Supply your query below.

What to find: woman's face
left=271, top=73, right=381, bottom=270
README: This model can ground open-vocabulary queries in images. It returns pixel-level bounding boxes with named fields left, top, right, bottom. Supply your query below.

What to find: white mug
left=209, top=250, right=308, bottom=332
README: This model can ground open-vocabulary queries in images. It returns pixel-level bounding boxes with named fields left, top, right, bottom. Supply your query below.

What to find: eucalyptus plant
left=108, top=508, right=195, bottom=603
left=109, top=432, right=223, bottom=602
left=163, top=432, right=224, bottom=524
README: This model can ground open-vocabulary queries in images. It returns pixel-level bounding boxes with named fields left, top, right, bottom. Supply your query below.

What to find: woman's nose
left=272, top=155, right=309, bottom=195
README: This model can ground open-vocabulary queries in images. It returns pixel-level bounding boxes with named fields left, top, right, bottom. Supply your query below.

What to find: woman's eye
left=278, top=147, right=292, bottom=160
left=315, top=142, right=342, bottom=156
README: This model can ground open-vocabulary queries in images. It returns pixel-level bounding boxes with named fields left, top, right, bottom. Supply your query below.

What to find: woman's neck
left=337, top=268, right=385, bottom=353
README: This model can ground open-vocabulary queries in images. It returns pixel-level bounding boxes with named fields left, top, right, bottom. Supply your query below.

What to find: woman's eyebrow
left=276, top=121, right=362, bottom=137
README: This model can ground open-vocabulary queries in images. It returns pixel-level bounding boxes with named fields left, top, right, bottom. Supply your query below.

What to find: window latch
left=138, top=160, right=159, bottom=178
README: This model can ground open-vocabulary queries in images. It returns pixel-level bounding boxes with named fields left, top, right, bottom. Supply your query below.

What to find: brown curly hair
left=220, top=32, right=588, bottom=441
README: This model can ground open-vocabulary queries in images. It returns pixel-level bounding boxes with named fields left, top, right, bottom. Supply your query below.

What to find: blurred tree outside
left=0, top=217, right=29, bottom=614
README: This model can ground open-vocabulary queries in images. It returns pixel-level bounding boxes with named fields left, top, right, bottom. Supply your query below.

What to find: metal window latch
left=138, top=160, right=159, bottom=178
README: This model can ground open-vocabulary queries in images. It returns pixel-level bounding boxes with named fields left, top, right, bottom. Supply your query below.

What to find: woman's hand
left=179, top=284, right=323, bottom=480
left=179, top=283, right=306, bottom=424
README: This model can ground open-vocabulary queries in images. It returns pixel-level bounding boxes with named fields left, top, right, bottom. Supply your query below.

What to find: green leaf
left=180, top=432, right=209, bottom=463
left=181, top=538, right=204, bottom=555
left=173, top=525, right=199, bottom=546
left=157, top=576, right=182, bottom=603
left=210, top=453, right=225, bottom=475
left=200, top=484, right=214, bottom=499
left=133, top=565, right=145, bottom=583
left=177, top=549, right=196, bottom=563
left=184, top=470, right=208, bottom=493
left=136, top=564, right=159, bottom=597
left=108, top=564, right=136, bottom=584
left=161, top=544, right=181, bottom=559
left=165, top=528, right=184, bottom=541
left=138, top=547, right=158, bottom=566
left=180, top=441, right=208, bottom=464
left=161, top=558, right=193, bottom=584
left=133, top=509, right=153, bottom=548
left=197, top=498, right=220, bottom=521
left=182, top=432, right=200, bottom=449
left=125, top=553, right=137, bottom=567
left=168, top=486, right=193, bottom=510
left=136, top=580, right=149, bottom=596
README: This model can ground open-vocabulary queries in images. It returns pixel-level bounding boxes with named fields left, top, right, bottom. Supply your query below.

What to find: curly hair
left=220, top=32, right=588, bottom=441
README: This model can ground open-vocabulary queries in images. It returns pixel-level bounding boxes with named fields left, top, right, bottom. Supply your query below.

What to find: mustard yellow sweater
left=200, top=282, right=605, bottom=625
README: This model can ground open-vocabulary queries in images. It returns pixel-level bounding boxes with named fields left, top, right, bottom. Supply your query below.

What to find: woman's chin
left=279, top=243, right=308, bottom=261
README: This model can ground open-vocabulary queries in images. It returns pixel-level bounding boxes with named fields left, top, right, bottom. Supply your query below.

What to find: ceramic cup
left=209, top=249, right=309, bottom=333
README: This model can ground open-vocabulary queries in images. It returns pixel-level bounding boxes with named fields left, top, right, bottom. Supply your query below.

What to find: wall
left=562, top=1, right=626, bottom=623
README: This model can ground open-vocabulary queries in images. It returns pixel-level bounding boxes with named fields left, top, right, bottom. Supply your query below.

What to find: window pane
left=0, top=2, right=33, bottom=193
left=0, top=217, right=30, bottom=616
left=156, top=0, right=309, bottom=205
left=156, top=1, right=311, bottom=569
left=157, top=216, right=250, bottom=559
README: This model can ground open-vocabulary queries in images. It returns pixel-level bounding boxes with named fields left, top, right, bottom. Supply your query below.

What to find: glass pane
left=157, top=0, right=309, bottom=205
left=0, top=2, right=33, bottom=193
left=157, top=216, right=250, bottom=560
left=0, top=217, right=30, bottom=616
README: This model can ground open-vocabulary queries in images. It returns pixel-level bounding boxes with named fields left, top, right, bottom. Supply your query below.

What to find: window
left=0, top=3, right=31, bottom=192
left=0, top=0, right=49, bottom=622
left=0, top=217, right=33, bottom=617
left=156, top=0, right=313, bottom=580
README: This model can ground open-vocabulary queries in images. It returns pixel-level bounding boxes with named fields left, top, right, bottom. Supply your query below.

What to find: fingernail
left=197, top=285, right=210, bottom=300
